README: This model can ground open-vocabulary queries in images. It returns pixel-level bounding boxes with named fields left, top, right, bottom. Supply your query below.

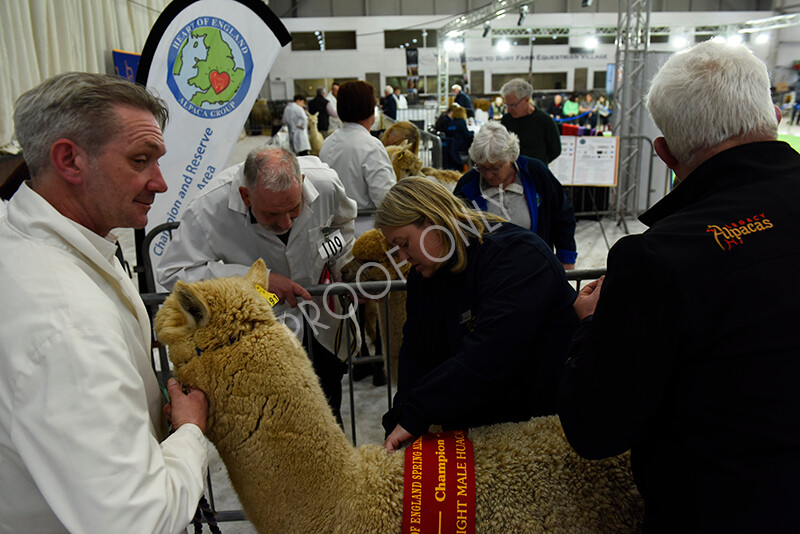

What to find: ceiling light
left=670, top=35, right=689, bottom=49
left=497, top=39, right=511, bottom=52
left=727, top=34, right=743, bottom=46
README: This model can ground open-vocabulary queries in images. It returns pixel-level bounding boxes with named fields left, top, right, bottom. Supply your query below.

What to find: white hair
left=645, top=41, right=777, bottom=168
left=451, top=84, right=462, bottom=92
left=468, top=121, right=520, bottom=164
left=500, top=78, right=533, bottom=102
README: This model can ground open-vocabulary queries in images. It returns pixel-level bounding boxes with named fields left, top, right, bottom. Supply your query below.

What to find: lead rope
left=191, top=495, right=221, bottom=533
left=333, top=293, right=362, bottom=360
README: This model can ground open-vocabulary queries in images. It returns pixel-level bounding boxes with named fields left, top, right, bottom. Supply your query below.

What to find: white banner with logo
left=136, top=0, right=290, bottom=288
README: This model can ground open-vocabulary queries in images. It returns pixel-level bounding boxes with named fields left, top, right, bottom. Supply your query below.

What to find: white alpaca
left=307, top=111, right=324, bottom=156
left=154, top=260, right=644, bottom=534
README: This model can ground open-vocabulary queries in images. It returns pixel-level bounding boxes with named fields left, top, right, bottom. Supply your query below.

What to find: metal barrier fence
left=396, top=105, right=439, bottom=132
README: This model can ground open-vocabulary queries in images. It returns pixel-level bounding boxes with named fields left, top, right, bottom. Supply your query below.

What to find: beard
left=268, top=227, right=290, bottom=236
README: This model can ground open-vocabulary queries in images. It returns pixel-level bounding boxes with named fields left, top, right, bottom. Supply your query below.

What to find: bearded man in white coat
left=0, top=72, right=208, bottom=533
left=157, top=147, right=357, bottom=424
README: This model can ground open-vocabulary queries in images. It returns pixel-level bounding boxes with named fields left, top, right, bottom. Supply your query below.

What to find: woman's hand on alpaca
left=268, top=272, right=312, bottom=307
left=383, top=424, right=415, bottom=454
left=163, top=378, right=209, bottom=434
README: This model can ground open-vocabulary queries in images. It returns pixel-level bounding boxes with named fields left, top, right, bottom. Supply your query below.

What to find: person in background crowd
left=452, top=84, right=474, bottom=117
left=578, top=93, right=597, bottom=128
left=320, top=80, right=396, bottom=237
left=382, top=85, right=397, bottom=120
left=282, top=94, right=311, bottom=156
left=308, top=87, right=339, bottom=138
left=455, top=121, right=577, bottom=269
left=548, top=93, right=564, bottom=119
left=562, top=94, right=579, bottom=119
left=394, top=87, right=408, bottom=110
left=489, top=96, right=507, bottom=120
left=445, top=106, right=474, bottom=167
left=378, top=177, right=578, bottom=453
left=558, top=41, right=800, bottom=533
left=0, top=71, right=208, bottom=533
left=500, top=78, right=561, bottom=165
left=326, top=82, right=341, bottom=133
left=434, top=103, right=458, bottom=133
left=157, top=147, right=357, bottom=426
left=596, top=94, right=612, bottom=130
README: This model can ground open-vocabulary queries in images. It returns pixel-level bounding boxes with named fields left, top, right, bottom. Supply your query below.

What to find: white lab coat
left=326, top=93, right=341, bottom=132
left=395, top=93, right=408, bottom=109
left=156, top=156, right=358, bottom=356
left=282, top=101, right=311, bottom=154
left=0, top=183, right=207, bottom=533
left=319, top=122, right=397, bottom=235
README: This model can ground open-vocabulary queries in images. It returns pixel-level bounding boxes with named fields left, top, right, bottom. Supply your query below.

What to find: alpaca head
left=340, top=229, right=410, bottom=284
left=154, top=260, right=289, bottom=432
left=385, top=142, right=423, bottom=181
left=306, top=111, right=319, bottom=130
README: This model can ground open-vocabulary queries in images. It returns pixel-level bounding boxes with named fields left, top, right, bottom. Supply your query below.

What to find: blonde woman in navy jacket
left=377, top=177, right=578, bottom=453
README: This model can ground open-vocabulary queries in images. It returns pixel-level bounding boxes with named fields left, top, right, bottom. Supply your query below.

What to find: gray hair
left=468, top=121, right=520, bottom=164
left=500, top=78, right=533, bottom=102
left=645, top=41, right=777, bottom=169
left=13, top=72, right=169, bottom=177
left=243, top=147, right=302, bottom=192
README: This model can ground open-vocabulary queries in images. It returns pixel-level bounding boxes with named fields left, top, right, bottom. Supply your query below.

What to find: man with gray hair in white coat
left=157, top=147, right=357, bottom=425
left=1, top=71, right=208, bottom=534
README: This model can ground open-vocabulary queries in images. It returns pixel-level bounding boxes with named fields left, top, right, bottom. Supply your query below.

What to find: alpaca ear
left=245, top=259, right=269, bottom=287
left=174, top=282, right=209, bottom=329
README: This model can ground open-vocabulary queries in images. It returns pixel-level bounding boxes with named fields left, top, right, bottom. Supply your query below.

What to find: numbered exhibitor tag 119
left=318, top=229, right=345, bottom=260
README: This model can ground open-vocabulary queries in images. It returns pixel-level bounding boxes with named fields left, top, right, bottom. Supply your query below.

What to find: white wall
left=774, top=24, right=800, bottom=87
left=266, top=10, right=780, bottom=98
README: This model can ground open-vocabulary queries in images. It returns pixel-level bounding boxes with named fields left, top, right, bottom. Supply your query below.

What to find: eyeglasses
left=505, top=97, right=528, bottom=109
left=474, top=163, right=504, bottom=175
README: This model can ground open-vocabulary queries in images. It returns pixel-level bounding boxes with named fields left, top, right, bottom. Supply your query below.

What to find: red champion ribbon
left=317, top=262, right=335, bottom=313
left=403, top=430, right=476, bottom=534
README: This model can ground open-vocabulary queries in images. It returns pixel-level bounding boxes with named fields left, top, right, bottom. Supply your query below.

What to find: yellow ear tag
left=255, top=283, right=280, bottom=307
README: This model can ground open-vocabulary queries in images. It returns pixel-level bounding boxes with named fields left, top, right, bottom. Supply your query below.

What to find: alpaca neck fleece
left=205, top=322, right=363, bottom=533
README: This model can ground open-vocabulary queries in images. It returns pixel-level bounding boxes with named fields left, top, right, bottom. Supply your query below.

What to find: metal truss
left=738, top=13, right=800, bottom=33
left=612, top=0, right=651, bottom=226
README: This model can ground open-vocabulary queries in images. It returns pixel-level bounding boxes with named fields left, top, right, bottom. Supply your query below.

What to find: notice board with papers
left=550, top=136, right=619, bottom=187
